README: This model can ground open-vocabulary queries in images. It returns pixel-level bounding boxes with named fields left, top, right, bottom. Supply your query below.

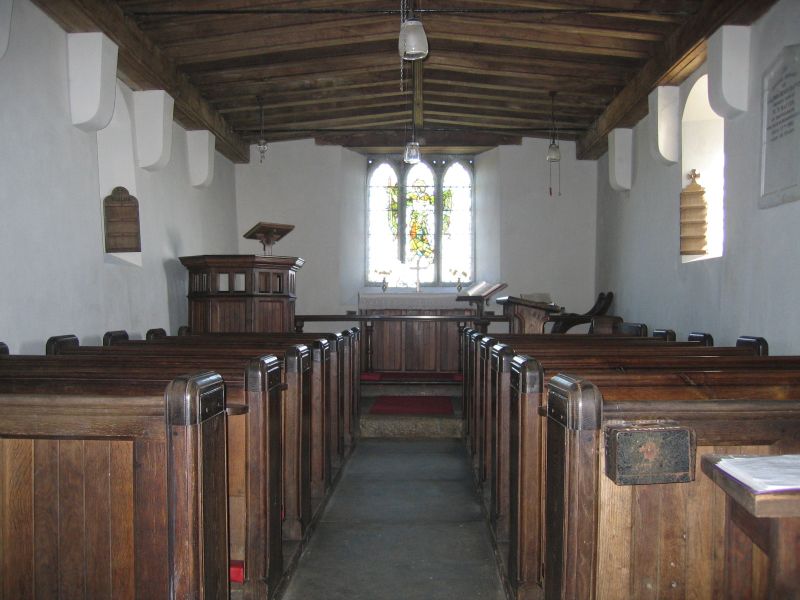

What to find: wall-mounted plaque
left=760, top=44, right=800, bottom=209
left=103, top=186, right=141, bottom=253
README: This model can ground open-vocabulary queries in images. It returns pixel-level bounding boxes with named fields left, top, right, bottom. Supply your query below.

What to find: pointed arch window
left=367, top=157, right=474, bottom=287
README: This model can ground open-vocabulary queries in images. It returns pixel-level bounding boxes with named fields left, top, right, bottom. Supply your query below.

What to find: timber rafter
left=32, top=0, right=781, bottom=160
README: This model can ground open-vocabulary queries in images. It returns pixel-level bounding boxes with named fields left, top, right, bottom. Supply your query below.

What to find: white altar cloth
left=358, top=291, right=465, bottom=311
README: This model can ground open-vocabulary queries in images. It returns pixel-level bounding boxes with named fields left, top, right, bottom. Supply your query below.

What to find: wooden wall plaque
left=103, top=186, right=141, bottom=253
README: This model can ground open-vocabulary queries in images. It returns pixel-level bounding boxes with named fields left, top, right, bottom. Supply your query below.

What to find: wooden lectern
left=180, top=254, right=304, bottom=333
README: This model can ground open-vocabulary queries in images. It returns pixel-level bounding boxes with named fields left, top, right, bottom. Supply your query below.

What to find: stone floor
left=278, top=439, right=507, bottom=600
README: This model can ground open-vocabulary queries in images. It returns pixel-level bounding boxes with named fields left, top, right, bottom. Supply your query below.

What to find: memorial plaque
left=760, top=44, right=800, bottom=209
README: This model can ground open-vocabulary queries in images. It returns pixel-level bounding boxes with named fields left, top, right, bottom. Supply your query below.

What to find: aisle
left=279, top=439, right=507, bottom=600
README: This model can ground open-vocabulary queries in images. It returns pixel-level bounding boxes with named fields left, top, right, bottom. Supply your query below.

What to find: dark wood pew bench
left=541, top=371, right=800, bottom=600
left=471, top=336, right=753, bottom=491
left=110, top=330, right=356, bottom=475
left=45, top=337, right=317, bottom=550
left=0, top=353, right=285, bottom=600
left=0, top=371, right=229, bottom=600
left=500, top=353, right=800, bottom=600
left=174, top=328, right=361, bottom=457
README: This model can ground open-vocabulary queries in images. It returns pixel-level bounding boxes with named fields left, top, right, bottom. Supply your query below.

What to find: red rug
left=360, top=372, right=463, bottom=383
left=369, top=395, right=454, bottom=416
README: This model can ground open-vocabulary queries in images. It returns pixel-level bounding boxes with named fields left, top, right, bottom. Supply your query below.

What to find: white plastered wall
left=235, top=139, right=365, bottom=332
left=0, top=0, right=238, bottom=353
left=476, top=138, right=599, bottom=317
left=595, top=0, right=800, bottom=353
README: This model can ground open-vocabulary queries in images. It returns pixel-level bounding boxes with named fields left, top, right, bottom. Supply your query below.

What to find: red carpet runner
left=369, top=395, right=454, bottom=416
left=360, top=371, right=463, bottom=383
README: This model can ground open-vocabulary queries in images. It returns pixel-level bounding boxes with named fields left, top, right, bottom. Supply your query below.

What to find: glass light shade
left=403, top=141, right=421, bottom=164
left=398, top=19, right=428, bottom=60
left=257, top=138, right=268, bottom=163
left=546, top=141, right=561, bottom=163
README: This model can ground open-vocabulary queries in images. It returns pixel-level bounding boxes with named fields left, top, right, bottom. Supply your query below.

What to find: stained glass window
left=366, top=158, right=474, bottom=288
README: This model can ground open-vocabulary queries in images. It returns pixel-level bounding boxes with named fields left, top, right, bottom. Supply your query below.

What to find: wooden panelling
left=0, top=438, right=136, bottom=600
left=212, top=298, right=248, bottom=332
left=253, top=298, right=289, bottom=333
left=365, top=307, right=471, bottom=372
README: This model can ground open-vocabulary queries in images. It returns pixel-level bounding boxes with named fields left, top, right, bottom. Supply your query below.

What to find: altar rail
left=295, top=314, right=511, bottom=372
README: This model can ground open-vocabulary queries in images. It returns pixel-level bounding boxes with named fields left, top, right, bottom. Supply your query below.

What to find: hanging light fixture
left=403, top=138, right=420, bottom=164
left=546, top=91, right=561, bottom=196
left=399, top=0, right=428, bottom=61
left=256, top=97, right=268, bottom=163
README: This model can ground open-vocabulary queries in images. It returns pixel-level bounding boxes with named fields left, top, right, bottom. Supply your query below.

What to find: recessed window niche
left=681, top=75, right=725, bottom=262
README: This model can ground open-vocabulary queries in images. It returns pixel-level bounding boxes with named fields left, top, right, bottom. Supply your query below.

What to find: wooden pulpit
left=180, top=254, right=304, bottom=333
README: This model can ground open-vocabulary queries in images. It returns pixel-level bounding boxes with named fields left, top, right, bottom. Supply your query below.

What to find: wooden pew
left=0, top=352, right=285, bottom=600
left=493, top=346, right=796, bottom=599
left=462, top=330, right=708, bottom=458
left=0, top=371, right=229, bottom=599
left=543, top=372, right=800, bottom=599
left=46, top=335, right=316, bottom=548
left=108, top=333, right=340, bottom=505
left=502, top=355, right=800, bottom=600
left=471, top=334, right=747, bottom=489
left=139, top=328, right=359, bottom=470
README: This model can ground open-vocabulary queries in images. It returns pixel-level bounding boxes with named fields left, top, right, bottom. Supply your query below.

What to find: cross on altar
left=409, top=255, right=430, bottom=292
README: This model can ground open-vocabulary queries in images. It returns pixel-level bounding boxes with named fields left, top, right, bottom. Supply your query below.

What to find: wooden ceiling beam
left=576, top=0, right=780, bottom=159
left=425, top=51, right=631, bottom=86
left=205, top=69, right=402, bottom=100
left=30, top=0, right=249, bottom=163
left=217, top=86, right=407, bottom=114
left=189, top=53, right=397, bottom=85
left=424, top=97, right=594, bottom=125
left=313, top=128, right=522, bottom=150
left=423, top=71, right=613, bottom=102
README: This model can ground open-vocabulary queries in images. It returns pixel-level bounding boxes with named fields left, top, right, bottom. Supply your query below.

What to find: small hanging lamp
left=256, top=97, right=268, bottom=163
left=546, top=91, right=561, bottom=196
left=399, top=0, right=428, bottom=61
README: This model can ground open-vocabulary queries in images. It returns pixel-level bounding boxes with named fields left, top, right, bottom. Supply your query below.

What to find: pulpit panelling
left=180, top=255, right=304, bottom=333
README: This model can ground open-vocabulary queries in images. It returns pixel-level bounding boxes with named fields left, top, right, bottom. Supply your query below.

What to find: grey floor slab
left=279, top=439, right=506, bottom=600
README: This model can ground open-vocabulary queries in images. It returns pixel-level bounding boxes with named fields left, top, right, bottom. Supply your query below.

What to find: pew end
left=688, top=331, right=715, bottom=345
left=0, top=371, right=230, bottom=599
left=652, top=328, right=677, bottom=341
left=46, top=334, right=80, bottom=354
left=146, top=327, right=168, bottom=340
left=0, top=342, right=8, bottom=355
left=737, top=335, right=769, bottom=356
left=103, top=330, right=130, bottom=345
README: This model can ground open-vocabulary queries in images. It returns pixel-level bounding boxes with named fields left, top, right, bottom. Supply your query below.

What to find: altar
left=359, top=292, right=474, bottom=372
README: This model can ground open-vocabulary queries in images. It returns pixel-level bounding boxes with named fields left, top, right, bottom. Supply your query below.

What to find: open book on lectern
left=458, top=281, right=507, bottom=300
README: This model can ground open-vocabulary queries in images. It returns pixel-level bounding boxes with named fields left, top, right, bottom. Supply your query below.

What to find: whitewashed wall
left=476, top=138, right=599, bottom=316
left=0, top=1, right=238, bottom=353
left=235, top=139, right=365, bottom=332
left=595, top=0, right=800, bottom=353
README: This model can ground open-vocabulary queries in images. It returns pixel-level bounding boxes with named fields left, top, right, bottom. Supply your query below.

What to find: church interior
left=1, top=0, right=799, bottom=598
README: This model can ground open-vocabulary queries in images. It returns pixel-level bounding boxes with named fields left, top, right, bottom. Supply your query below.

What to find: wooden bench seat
left=0, top=353, right=285, bottom=600
left=45, top=336, right=317, bottom=546
left=543, top=372, right=800, bottom=599
left=0, top=371, right=229, bottom=600
left=108, top=330, right=357, bottom=471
